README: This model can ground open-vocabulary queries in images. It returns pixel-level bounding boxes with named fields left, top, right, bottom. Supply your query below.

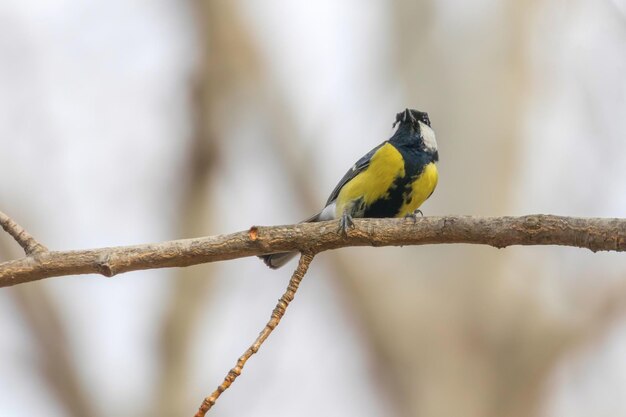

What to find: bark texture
left=1, top=215, right=624, bottom=288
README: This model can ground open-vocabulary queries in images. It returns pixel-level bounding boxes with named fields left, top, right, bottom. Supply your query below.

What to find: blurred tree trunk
left=154, top=1, right=260, bottom=415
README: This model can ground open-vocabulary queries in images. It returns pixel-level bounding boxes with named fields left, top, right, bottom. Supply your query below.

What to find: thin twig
left=0, top=215, right=625, bottom=288
left=194, top=252, right=315, bottom=416
left=0, top=210, right=47, bottom=255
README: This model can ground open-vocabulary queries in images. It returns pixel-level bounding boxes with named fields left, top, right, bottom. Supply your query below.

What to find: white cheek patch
left=419, top=121, right=438, bottom=152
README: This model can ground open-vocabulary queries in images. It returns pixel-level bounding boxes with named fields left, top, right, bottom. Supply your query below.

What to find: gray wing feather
left=325, top=142, right=385, bottom=205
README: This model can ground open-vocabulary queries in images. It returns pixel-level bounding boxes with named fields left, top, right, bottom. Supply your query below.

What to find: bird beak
left=402, top=108, right=412, bottom=123
left=394, top=108, right=416, bottom=128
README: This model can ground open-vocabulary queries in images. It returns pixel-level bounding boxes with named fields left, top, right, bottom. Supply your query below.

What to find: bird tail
left=260, top=212, right=321, bottom=269
left=260, top=251, right=299, bottom=269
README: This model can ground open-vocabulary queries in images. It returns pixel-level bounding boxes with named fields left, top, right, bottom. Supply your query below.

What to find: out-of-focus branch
left=12, top=287, right=97, bottom=417
left=1, top=228, right=95, bottom=417
left=0, top=215, right=624, bottom=287
left=0, top=211, right=47, bottom=255
left=194, top=252, right=315, bottom=417
left=155, top=0, right=262, bottom=413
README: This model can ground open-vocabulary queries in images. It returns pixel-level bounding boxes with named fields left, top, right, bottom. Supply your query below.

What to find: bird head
left=391, top=109, right=438, bottom=157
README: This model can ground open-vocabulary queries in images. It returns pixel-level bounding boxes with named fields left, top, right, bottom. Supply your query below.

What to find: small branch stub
left=248, top=226, right=259, bottom=241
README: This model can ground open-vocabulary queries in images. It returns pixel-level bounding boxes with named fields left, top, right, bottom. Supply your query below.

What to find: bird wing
left=325, top=142, right=385, bottom=206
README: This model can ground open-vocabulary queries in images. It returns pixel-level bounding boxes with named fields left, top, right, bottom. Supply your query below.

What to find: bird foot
left=338, top=212, right=355, bottom=236
left=404, top=209, right=424, bottom=223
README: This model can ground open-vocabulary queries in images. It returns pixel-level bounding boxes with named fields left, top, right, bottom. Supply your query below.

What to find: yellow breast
left=397, top=162, right=438, bottom=217
left=336, top=143, right=405, bottom=215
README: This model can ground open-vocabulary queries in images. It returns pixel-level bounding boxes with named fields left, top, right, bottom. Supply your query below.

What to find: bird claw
left=404, top=209, right=424, bottom=223
left=338, top=212, right=355, bottom=236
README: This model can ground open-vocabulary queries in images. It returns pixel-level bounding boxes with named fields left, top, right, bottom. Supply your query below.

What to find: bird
left=261, top=108, right=439, bottom=269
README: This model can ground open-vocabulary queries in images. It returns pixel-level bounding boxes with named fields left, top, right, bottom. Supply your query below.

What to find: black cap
left=393, top=108, right=431, bottom=128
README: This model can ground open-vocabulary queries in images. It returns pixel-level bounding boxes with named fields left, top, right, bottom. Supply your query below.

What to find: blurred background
left=1, top=0, right=626, bottom=416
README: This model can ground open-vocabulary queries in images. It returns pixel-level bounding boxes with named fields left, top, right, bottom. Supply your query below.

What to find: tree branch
left=0, top=210, right=47, bottom=255
left=0, top=215, right=624, bottom=288
left=194, top=252, right=315, bottom=416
